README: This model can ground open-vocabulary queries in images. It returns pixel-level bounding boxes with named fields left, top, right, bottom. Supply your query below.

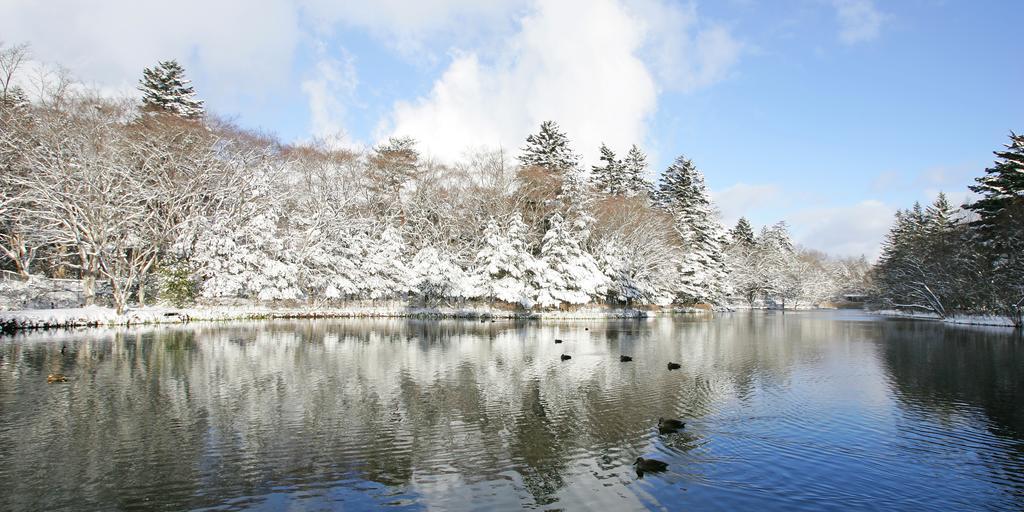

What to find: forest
left=872, top=133, right=1024, bottom=327
left=0, top=42, right=945, bottom=318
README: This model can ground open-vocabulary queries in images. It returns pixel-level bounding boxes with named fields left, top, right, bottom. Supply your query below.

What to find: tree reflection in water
left=0, top=312, right=1021, bottom=511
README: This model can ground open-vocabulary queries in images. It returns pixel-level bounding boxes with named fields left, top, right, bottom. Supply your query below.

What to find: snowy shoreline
left=873, top=309, right=1020, bottom=328
left=0, top=304, right=711, bottom=333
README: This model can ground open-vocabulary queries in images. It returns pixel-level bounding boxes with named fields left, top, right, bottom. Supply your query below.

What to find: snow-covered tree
left=191, top=209, right=301, bottom=302
left=518, top=120, right=580, bottom=173
left=592, top=143, right=650, bottom=198
left=621, top=144, right=651, bottom=198
left=872, top=202, right=957, bottom=316
left=475, top=214, right=536, bottom=306
left=591, top=195, right=676, bottom=305
left=729, top=217, right=756, bottom=247
left=533, top=213, right=606, bottom=307
left=369, top=136, right=419, bottom=199
left=591, top=144, right=622, bottom=195
left=965, top=132, right=1024, bottom=322
left=360, top=226, right=410, bottom=299
left=138, top=60, right=204, bottom=119
left=657, top=155, right=729, bottom=304
left=408, top=246, right=477, bottom=303
left=0, top=41, right=29, bottom=106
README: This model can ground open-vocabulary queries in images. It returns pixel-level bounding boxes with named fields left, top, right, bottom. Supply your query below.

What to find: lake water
left=1, top=311, right=1022, bottom=511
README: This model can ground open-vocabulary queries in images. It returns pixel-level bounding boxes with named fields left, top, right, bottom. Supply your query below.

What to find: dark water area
left=1, top=311, right=1022, bottom=511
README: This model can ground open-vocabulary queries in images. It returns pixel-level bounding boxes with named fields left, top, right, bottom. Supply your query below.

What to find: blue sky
left=4, top=0, right=1021, bottom=258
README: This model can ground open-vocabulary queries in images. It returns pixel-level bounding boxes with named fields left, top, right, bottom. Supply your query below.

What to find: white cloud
left=297, top=0, right=523, bottom=58
left=711, top=183, right=783, bottom=227
left=629, top=0, right=744, bottom=92
left=0, top=0, right=301, bottom=100
left=301, top=46, right=359, bottom=148
left=386, top=0, right=742, bottom=165
left=833, top=0, right=884, bottom=44
left=790, top=200, right=894, bottom=259
left=387, top=0, right=657, bottom=165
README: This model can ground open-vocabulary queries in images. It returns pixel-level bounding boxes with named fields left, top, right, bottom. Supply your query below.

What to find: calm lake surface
left=1, top=311, right=1022, bottom=511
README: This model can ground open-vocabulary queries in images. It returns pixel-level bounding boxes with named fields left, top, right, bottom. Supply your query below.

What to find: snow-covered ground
left=0, top=275, right=87, bottom=310
left=874, top=309, right=1019, bottom=328
left=0, top=303, right=711, bottom=332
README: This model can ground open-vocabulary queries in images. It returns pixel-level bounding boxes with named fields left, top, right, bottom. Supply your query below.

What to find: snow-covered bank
left=874, top=309, right=1020, bottom=328
left=0, top=304, right=711, bottom=332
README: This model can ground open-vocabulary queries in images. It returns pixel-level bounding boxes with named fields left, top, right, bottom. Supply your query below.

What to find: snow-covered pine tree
left=518, top=120, right=580, bottom=173
left=138, top=60, right=205, bottom=119
left=408, top=246, right=471, bottom=303
left=476, top=214, right=536, bottom=306
left=591, top=143, right=621, bottom=195
left=533, top=213, right=606, bottom=307
left=361, top=226, right=410, bottom=299
left=966, top=133, right=1024, bottom=260
left=729, top=217, right=756, bottom=247
left=592, top=143, right=651, bottom=198
left=873, top=203, right=954, bottom=316
left=657, top=155, right=729, bottom=304
left=621, top=144, right=652, bottom=198
left=965, top=132, right=1024, bottom=323
left=369, top=136, right=419, bottom=197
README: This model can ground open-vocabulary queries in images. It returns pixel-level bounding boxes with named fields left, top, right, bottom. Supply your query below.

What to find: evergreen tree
left=621, top=144, right=651, bottom=198
left=518, top=120, right=580, bottom=173
left=873, top=201, right=958, bottom=316
left=591, top=143, right=622, bottom=195
left=657, top=155, right=728, bottom=304
left=138, top=60, right=205, bottom=119
left=593, top=143, right=651, bottom=198
left=476, top=214, right=536, bottom=306
left=369, top=136, right=419, bottom=199
left=361, top=226, right=410, bottom=299
left=533, top=213, right=606, bottom=307
left=729, top=217, right=756, bottom=247
left=0, top=85, right=28, bottom=112
left=966, top=133, right=1024, bottom=248
left=965, top=132, right=1024, bottom=321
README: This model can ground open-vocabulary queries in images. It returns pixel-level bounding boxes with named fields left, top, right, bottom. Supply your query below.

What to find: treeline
left=0, top=44, right=865, bottom=313
left=872, top=133, right=1024, bottom=327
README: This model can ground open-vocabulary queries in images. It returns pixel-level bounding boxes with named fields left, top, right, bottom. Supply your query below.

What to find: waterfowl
left=634, top=457, right=668, bottom=473
left=658, top=417, right=685, bottom=432
left=667, top=362, right=681, bottom=370
left=620, top=355, right=633, bottom=362
left=47, top=373, right=68, bottom=383
left=560, top=354, right=572, bottom=361
left=554, top=339, right=563, bottom=344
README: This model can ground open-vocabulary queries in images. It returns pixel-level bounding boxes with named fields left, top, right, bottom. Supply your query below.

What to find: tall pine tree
left=592, top=143, right=651, bottom=198
left=518, top=121, right=580, bottom=173
left=657, top=155, right=728, bottom=304
left=965, top=132, right=1024, bottom=321
left=591, top=143, right=622, bottom=195
left=621, top=144, right=651, bottom=198
left=138, top=60, right=204, bottom=119
left=729, top=217, right=756, bottom=247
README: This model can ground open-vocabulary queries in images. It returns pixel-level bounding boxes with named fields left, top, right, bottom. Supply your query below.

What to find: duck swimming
left=620, top=355, right=633, bottom=362
left=658, top=417, right=685, bottom=432
left=555, top=339, right=563, bottom=344
left=634, top=457, right=668, bottom=473
left=560, top=354, right=572, bottom=361
left=47, top=373, right=68, bottom=383
left=667, top=362, right=681, bottom=370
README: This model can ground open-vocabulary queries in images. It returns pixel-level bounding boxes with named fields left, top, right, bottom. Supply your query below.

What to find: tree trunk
left=137, top=272, right=147, bottom=307
left=82, top=273, right=96, bottom=306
